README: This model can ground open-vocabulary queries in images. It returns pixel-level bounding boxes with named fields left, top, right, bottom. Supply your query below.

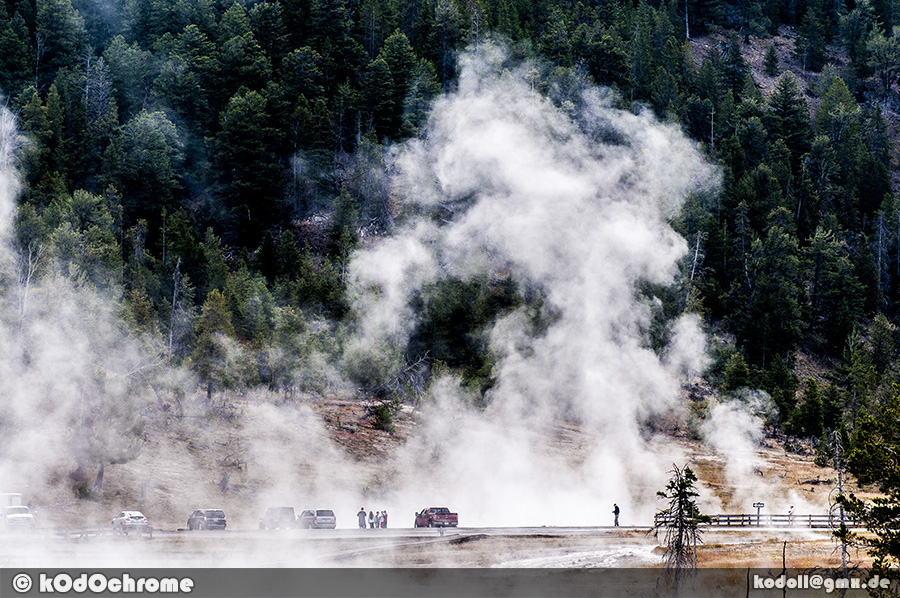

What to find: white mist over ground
left=345, top=44, right=721, bottom=526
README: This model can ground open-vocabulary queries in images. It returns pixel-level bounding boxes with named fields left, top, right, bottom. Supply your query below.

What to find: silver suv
left=259, top=507, right=297, bottom=530
left=298, top=509, right=336, bottom=529
left=3, top=505, right=35, bottom=530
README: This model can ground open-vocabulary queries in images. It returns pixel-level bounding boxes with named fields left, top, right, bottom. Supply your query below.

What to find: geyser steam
left=346, top=44, right=719, bottom=525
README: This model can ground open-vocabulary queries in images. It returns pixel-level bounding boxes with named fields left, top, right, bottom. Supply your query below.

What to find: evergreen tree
left=867, top=27, right=900, bottom=93
left=0, top=8, right=31, bottom=96
left=767, top=73, right=812, bottom=172
left=102, top=36, right=156, bottom=119
left=154, top=24, right=219, bottom=136
left=211, top=89, right=284, bottom=246
left=803, top=226, right=864, bottom=352
left=791, top=378, right=824, bottom=437
left=729, top=208, right=803, bottom=366
left=841, top=0, right=876, bottom=75
left=378, top=30, right=418, bottom=134
left=721, top=35, right=749, bottom=95
left=105, top=110, right=184, bottom=230
left=280, top=47, right=325, bottom=99
left=214, top=3, right=272, bottom=102
left=363, top=57, right=395, bottom=138
left=722, top=352, right=750, bottom=390
left=656, top=464, right=710, bottom=591
left=763, top=353, right=799, bottom=424
left=35, top=0, right=88, bottom=87
left=870, top=312, right=896, bottom=375
left=401, top=58, right=441, bottom=136
left=795, top=3, right=829, bottom=71
left=764, top=43, right=779, bottom=76
left=191, top=289, right=237, bottom=402
left=249, top=2, right=289, bottom=66
left=838, top=388, right=900, bottom=576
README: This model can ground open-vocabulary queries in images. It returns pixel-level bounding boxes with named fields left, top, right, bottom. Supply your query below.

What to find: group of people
left=357, top=508, right=388, bottom=529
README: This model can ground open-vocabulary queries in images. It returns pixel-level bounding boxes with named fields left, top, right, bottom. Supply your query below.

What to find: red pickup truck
left=414, top=507, right=458, bottom=528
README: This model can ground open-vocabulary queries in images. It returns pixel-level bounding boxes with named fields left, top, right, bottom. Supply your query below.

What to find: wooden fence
left=653, top=513, right=859, bottom=529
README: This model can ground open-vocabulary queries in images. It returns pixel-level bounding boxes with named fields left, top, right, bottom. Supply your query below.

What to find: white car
left=111, top=510, right=149, bottom=534
left=3, top=505, right=35, bottom=530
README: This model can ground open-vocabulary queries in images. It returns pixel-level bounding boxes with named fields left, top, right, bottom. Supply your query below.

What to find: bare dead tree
left=370, top=352, right=430, bottom=401
left=34, top=34, right=46, bottom=88
left=828, top=429, right=852, bottom=577
left=168, top=258, right=183, bottom=355
left=16, top=242, right=42, bottom=333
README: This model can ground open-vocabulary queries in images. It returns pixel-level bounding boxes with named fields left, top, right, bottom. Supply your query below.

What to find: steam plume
left=346, top=43, right=719, bottom=525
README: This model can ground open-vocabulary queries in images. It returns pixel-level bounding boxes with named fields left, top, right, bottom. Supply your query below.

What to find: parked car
left=187, top=509, right=227, bottom=530
left=414, top=507, right=458, bottom=528
left=2, top=505, right=35, bottom=530
left=111, top=511, right=149, bottom=534
left=258, top=507, right=297, bottom=529
left=298, top=509, right=336, bottom=529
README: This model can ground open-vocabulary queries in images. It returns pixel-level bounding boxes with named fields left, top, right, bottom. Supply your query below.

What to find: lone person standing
left=613, top=504, right=620, bottom=527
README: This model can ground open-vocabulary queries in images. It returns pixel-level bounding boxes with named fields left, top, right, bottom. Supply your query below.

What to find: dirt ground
left=0, top=526, right=868, bottom=569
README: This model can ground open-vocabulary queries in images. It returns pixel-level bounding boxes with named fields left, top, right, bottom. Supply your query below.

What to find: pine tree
left=803, top=226, right=864, bottom=352
left=764, top=44, right=779, bottom=76
left=867, top=28, right=900, bottom=93
left=791, top=378, right=824, bottom=437
left=656, top=464, right=710, bottom=591
left=837, top=388, right=900, bottom=576
left=363, top=57, right=395, bottom=138
left=0, top=8, right=31, bottom=95
left=767, top=73, right=812, bottom=172
left=191, top=289, right=236, bottom=402
left=211, top=89, right=284, bottom=245
left=796, top=3, right=829, bottom=71
left=378, top=30, right=418, bottom=133
left=870, top=312, right=896, bottom=375
left=721, top=35, right=749, bottom=95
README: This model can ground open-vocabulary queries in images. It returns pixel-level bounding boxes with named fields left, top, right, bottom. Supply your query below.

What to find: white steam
left=0, top=105, right=20, bottom=266
left=346, top=44, right=719, bottom=525
left=702, top=396, right=767, bottom=509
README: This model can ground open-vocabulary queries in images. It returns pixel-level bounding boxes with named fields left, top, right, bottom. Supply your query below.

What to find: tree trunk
left=93, top=462, right=105, bottom=492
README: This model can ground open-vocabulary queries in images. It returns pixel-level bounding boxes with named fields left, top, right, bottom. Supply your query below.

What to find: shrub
left=373, top=403, right=395, bottom=433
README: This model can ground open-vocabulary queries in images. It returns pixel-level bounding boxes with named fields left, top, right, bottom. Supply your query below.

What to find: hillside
left=21, top=383, right=851, bottom=533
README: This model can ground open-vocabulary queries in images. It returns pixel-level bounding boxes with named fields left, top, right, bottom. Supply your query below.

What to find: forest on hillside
left=3, top=0, right=900, bottom=452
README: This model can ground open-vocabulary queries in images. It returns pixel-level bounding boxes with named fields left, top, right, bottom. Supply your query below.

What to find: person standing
left=368, top=510, right=375, bottom=529
left=613, top=504, right=620, bottom=527
left=357, top=507, right=366, bottom=529
left=375, top=511, right=383, bottom=528
left=788, top=505, right=794, bottom=526
left=383, top=511, right=388, bottom=528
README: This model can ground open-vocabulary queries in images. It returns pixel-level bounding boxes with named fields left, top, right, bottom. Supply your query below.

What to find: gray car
left=298, top=509, right=336, bottom=529
left=187, top=509, right=227, bottom=530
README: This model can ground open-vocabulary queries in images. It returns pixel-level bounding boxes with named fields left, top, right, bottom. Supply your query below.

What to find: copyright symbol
left=12, top=573, right=32, bottom=593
